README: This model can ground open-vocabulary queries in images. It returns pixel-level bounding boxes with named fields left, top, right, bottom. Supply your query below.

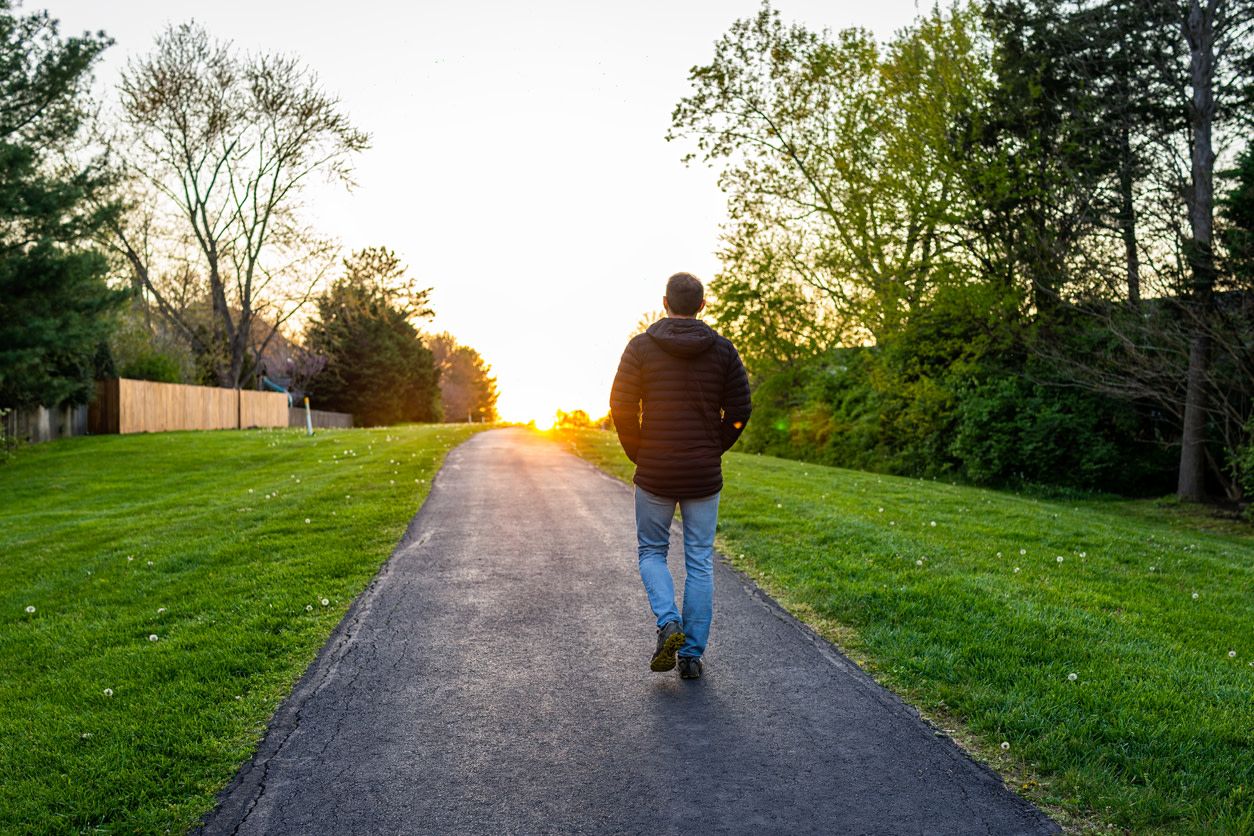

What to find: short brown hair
left=665, top=272, right=704, bottom=316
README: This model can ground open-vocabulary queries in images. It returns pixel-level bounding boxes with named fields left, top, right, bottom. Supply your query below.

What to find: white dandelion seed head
left=25, top=605, right=35, bottom=613
left=930, top=521, right=936, bottom=527
left=321, top=598, right=329, bottom=606
left=147, top=561, right=153, bottom=566
left=127, top=556, right=133, bottom=561
left=1192, top=592, right=1199, bottom=599
left=1068, top=673, right=1077, bottom=681
left=776, top=503, right=782, bottom=508
left=1014, top=567, right=1020, bottom=573
left=1057, top=556, right=1064, bottom=563
left=248, top=489, right=253, bottom=493
left=148, top=634, right=158, bottom=642
left=306, top=604, right=313, bottom=611
left=916, top=560, right=923, bottom=566
left=305, top=518, right=311, bottom=524
left=103, top=688, right=113, bottom=697
left=997, top=552, right=1002, bottom=557
left=1020, top=549, right=1026, bottom=555
left=235, top=695, right=242, bottom=700
left=1080, top=552, right=1086, bottom=557
left=1229, top=650, right=1237, bottom=658
left=1001, top=742, right=1010, bottom=750
left=157, top=607, right=165, bottom=613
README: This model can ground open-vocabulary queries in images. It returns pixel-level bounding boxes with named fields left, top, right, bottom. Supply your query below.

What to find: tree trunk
left=1177, top=0, right=1218, bottom=501
left=1119, top=125, right=1141, bottom=305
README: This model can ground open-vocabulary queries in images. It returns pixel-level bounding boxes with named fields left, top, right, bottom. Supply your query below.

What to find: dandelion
left=345, top=495, right=350, bottom=499
left=80, top=733, right=92, bottom=739
left=321, top=598, right=329, bottom=606
left=306, top=604, right=313, bottom=611
left=390, top=480, right=394, bottom=484
left=1001, top=742, right=1010, bottom=751
left=1150, top=566, right=1155, bottom=571
left=266, top=494, right=271, bottom=499
left=930, top=521, right=936, bottom=527
left=148, top=634, right=159, bottom=642
left=25, top=605, right=35, bottom=613
left=1068, top=673, right=1077, bottom=681
left=157, top=608, right=165, bottom=613
left=890, top=521, right=896, bottom=525
left=103, top=688, right=113, bottom=697
left=1057, top=556, right=1064, bottom=563
left=147, top=561, right=153, bottom=566
left=1019, top=549, right=1026, bottom=555
left=248, top=489, right=254, bottom=493
left=879, top=508, right=884, bottom=513
left=776, top=503, right=782, bottom=508
left=997, top=552, right=1002, bottom=557
left=1229, top=650, right=1237, bottom=658
left=1192, top=592, right=1199, bottom=599
left=916, top=560, right=923, bottom=566
left=1080, top=552, right=1086, bottom=558
left=1014, top=567, right=1020, bottom=573
left=305, top=518, right=311, bottom=524
left=127, top=556, right=133, bottom=561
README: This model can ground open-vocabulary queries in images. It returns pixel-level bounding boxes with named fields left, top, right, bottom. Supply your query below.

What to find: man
left=610, top=272, right=752, bottom=679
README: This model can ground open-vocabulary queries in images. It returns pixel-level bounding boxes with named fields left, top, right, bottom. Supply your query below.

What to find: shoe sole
left=650, top=630, right=686, bottom=672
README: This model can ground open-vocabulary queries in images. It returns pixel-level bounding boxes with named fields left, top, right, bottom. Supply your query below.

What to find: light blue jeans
left=634, top=486, right=720, bottom=660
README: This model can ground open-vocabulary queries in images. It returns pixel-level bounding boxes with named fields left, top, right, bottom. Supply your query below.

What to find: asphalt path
left=197, top=428, right=1061, bottom=835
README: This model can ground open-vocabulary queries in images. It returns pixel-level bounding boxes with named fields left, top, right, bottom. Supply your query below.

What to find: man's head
left=664, top=272, right=705, bottom=318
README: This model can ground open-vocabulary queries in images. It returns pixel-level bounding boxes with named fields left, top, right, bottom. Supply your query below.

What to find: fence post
left=304, top=397, right=313, bottom=436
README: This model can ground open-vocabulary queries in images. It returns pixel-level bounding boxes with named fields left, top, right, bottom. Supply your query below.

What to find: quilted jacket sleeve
left=609, top=338, right=643, bottom=463
left=718, top=340, right=752, bottom=453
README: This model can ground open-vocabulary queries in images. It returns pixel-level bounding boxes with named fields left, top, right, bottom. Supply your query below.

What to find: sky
left=45, top=0, right=928, bottom=424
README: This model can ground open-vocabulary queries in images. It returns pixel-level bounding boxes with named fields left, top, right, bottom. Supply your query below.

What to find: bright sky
left=46, top=0, right=927, bottom=423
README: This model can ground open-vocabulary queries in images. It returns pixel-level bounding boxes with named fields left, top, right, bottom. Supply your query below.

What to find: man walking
left=610, top=272, right=752, bottom=679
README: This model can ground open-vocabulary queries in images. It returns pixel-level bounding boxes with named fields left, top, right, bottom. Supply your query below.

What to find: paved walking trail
left=198, top=428, right=1061, bottom=835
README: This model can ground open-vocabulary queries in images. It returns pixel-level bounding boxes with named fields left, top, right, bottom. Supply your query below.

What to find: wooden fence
left=89, top=379, right=289, bottom=435
left=289, top=407, right=353, bottom=429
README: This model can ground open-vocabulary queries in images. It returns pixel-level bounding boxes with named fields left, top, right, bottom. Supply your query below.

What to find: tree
left=303, top=248, right=440, bottom=426
left=427, top=332, right=498, bottom=423
left=0, top=2, right=129, bottom=410
left=109, top=22, right=369, bottom=389
left=669, top=3, right=992, bottom=370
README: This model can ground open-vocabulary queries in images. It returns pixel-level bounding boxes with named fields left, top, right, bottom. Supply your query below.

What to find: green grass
left=0, top=423, right=487, bottom=835
left=553, top=428, right=1254, bottom=835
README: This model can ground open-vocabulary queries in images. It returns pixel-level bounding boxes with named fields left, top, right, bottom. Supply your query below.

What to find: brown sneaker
left=650, top=621, right=685, bottom=672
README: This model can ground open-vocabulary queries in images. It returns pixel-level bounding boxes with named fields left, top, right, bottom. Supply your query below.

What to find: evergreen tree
left=303, top=248, right=441, bottom=426
left=0, top=2, right=129, bottom=409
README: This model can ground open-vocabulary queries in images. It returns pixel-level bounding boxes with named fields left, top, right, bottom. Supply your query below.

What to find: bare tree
left=109, top=22, right=369, bottom=388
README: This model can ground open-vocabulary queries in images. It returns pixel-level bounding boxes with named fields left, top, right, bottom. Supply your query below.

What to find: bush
left=118, top=352, right=183, bottom=383
left=949, top=375, right=1175, bottom=494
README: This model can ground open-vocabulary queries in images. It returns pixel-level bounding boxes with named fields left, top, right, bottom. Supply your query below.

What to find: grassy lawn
left=0, top=423, right=486, bottom=835
left=553, top=428, right=1254, bottom=835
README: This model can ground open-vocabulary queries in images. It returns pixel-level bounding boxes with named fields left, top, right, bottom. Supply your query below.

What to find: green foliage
left=562, top=429, right=1254, bottom=834
left=118, top=351, right=183, bottom=383
left=0, top=424, right=485, bottom=833
left=949, top=375, right=1175, bottom=493
left=304, top=248, right=441, bottom=426
left=428, top=332, right=498, bottom=423
left=0, top=5, right=129, bottom=409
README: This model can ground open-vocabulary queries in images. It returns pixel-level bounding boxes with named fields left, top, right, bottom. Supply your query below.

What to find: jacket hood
left=645, top=317, right=717, bottom=359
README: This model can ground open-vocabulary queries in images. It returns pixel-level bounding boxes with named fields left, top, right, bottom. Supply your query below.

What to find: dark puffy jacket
left=610, top=318, right=752, bottom=499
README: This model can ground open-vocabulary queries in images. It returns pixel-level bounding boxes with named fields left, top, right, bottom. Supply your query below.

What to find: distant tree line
left=670, top=0, right=1254, bottom=502
left=0, top=7, right=497, bottom=431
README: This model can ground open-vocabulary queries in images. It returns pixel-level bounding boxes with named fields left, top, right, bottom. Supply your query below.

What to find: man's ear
left=662, top=296, right=671, bottom=316
left=698, top=299, right=707, bottom=313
